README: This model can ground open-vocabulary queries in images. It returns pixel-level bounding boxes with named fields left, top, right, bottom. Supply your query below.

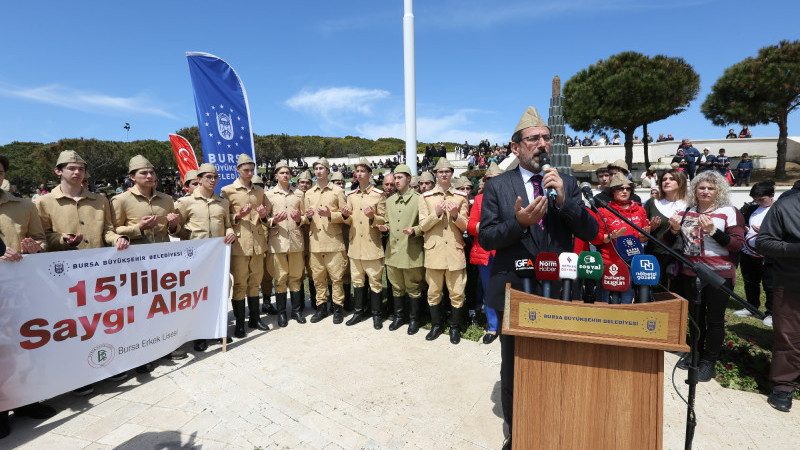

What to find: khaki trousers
left=268, top=251, right=304, bottom=293
left=387, top=265, right=425, bottom=299
left=310, top=250, right=347, bottom=306
left=350, top=258, right=384, bottom=294
left=231, top=254, right=265, bottom=299
left=425, top=268, right=466, bottom=307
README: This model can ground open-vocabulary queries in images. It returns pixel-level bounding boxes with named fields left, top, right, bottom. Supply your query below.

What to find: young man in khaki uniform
left=176, top=163, right=236, bottom=350
left=376, top=164, right=425, bottom=334
left=419, top=171, right=435, bottom=193
left=330, top=171, right=353, bottom=310
left=221, top=154, right=270, bottom=336
left=264, top=161, right=307, bottom=327
left=0, top=155, right=56, bottom=438
left=419, top=157, right=469, bottom=344
left=342, top=157, right=386, bottom=329
left=304, top=158, right=348, bottom=324
left=253, top=175, right=277, bottom=316
left=296, top=170, right=315, bottom=311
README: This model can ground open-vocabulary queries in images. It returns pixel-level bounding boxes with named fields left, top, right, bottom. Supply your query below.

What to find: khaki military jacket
left=265, top=184, right=305, bottom=254
left=220, top=178, right=269, bottom=256
left=343, top=183, right=386, bottom=260
left=304, top=182, right=347, bottom=253
left=35, top=186, right=123, bottom=251
left=384, top=189, right=423, bottom=269
left=419, top=185, right=469, bottom=270
left=0, top=189, right=46, bottom=252
left=175, top=190, right=234, bottom=240
left=111, top=185, right=180, bottom=245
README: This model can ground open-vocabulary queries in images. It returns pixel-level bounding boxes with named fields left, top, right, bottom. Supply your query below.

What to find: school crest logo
left=87, top=344, right=115, bottom=368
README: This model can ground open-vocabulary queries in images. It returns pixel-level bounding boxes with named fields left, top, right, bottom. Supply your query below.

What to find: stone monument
left=548, top=75, right=572, bottom=175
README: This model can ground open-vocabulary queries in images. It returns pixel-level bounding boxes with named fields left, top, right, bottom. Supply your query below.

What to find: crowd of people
left=1, top=108, right=797, bottom=443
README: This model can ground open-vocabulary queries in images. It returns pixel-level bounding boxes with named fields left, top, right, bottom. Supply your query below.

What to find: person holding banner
left=663, top=170, right=744, bottom=382
left=264, top=161, right=307, bottom=327
left=176, top=163, right=236, bottom=351
left=304, top=158, right=348, bottom=324
left=111, top=155, right=184, bottom=361
left=478, top=106, right=598, bottom=449
left=342, top=158, right=387, bottom=328
left=0, top=155, right=56, bottom=439
left=221, top=154, right=270, bottom=337
left=589, top=173, right=650, bottom=303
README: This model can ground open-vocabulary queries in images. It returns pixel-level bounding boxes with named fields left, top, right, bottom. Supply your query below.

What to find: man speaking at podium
left=478, top=106, right=598, bottom=448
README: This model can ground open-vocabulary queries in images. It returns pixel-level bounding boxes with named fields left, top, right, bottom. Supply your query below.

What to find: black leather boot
left=449, top=306, right=463, bottom=345
left=232, top=299, right=247, bottom=338
left=371, top=290, right=384, bottom=330
left=343, top=283, right=353, bottom=312
left=407, top=296, right=421, bottom=335
left=346, top=286, right=366, bottom=326
left=384, top=286, right=395, bottom=321
left=310, top=300, right=329, bottom=323
left=276, top=292, right=288, bottom=327
left=389, top=294, right=407, bottom=331
left=1, top=410, right=9, bottom=439
left=309, top=282, right=317, bottom=310
left=332, top=304, right=344, bottom=324
left=426, top=303, right=443, bottom=341
left=193, top=339, right=208, bottom=352
left=290, top=291, right=307, bottom=324
left=247, top=297, right=269, bottom=331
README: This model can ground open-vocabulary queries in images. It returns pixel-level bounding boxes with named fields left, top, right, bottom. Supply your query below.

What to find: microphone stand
left=589, top=194, right=760, bottom=450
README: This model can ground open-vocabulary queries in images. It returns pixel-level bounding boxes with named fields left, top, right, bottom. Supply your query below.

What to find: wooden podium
left=503, top=287, right=689, bottom=450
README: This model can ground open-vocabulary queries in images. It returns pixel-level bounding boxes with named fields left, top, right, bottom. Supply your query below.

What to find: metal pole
left=403, top=0, right=417, bottom=175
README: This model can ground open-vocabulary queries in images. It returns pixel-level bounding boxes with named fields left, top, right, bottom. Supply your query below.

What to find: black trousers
left=771, top=286, right=800, bottom=392
left=676, top=274, right=733, bottom=363
left=739, top=253, right=773, bottom=314
left=497, top=311, right=515, bottom=439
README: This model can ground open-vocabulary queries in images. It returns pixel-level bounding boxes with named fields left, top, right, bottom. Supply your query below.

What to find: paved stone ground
left=3, top=310, right=799, bottom=449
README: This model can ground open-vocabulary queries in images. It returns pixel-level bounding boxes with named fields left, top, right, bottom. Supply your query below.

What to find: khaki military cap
left=330, top=171, right=344, bottom=181
left=237, top=153, right=255, bottom=167
left=56, top=150, right=86, bottom=167
left=128, top=155, right=154, bottom=173
left=274, top=161, right=289, bottom=171
left=355, top=157, right=372, bottom=171
left=183, top=170, right=198, bottom=185
left=514, top=106, right=548, bottom=134
left=485, top=161, right=503, bottom=178
left=298, top=170, right=312, bottom=180
left=394, top=164, right=412, bottom=176
left=410, top=176, right=419, bottom=187
left=197, top=163, right=218, bottom=176
left=433, top=158, right=454, bottom=172
left=609, top=159, right=629, bottom=173
left=419, top=171, right=435, bottom=183
left=252, top=175, right=264, bottom=185
left=313, top=157, right=330, bottom=169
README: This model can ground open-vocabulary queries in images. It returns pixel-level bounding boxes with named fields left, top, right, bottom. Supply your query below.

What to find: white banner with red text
left=0, top=238, right=230, bottom=411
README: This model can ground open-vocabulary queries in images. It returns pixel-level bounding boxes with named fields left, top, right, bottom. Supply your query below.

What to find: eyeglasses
left=614, top=186, right=633, bottom=192
left=521, top=134, right=551, bottom=143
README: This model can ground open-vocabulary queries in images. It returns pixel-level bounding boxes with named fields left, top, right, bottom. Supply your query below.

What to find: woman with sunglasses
left=589, top=173, right=650, bottom=303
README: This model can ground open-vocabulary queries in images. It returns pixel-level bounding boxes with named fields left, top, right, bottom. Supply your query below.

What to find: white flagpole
left=403, top=0, right=418, bottom=175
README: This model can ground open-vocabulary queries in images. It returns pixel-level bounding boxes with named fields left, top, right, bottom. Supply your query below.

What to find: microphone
left=539, top=154, right=558, bottom=199
left=534, top=252, right=559, bottom=298
left=614, top=235, right=645, bottom=263
left=558, top=252, right=578, bottom=301
left=631, top=255, right=660, bottom=303
left=579, top=182, right=597, bottom=210
left=514, top=256, right=536, bottom=294
left=601, top=262, right=630, bottom=304
left=577, top=251, right=604, bottom=282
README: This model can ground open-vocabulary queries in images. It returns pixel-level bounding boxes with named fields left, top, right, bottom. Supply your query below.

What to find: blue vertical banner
left=186, top=52, right=256, bottom=193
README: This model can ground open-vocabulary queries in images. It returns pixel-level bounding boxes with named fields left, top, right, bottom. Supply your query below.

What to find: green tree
left=702, top=40, right=800, bottom=178
left=563, top=51, right=700, bottom=168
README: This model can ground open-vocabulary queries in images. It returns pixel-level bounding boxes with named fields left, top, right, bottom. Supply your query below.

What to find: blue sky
left=1, top=1, right=798, bottom=147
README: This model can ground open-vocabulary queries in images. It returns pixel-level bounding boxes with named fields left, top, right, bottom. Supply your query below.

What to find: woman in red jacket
left=590, top=173, right=650, bottom=303
left=468, top=163, right=502, bottom=343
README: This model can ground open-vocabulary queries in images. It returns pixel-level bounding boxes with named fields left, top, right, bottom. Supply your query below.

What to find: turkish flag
left=169, top=134, right=200, bottom=183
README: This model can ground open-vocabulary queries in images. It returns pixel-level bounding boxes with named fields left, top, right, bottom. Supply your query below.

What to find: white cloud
left=285, top=87, right=390, bottom=122
left=0, top=82, right=177, bottom=119
left=357, top=110, right=508, bottom=145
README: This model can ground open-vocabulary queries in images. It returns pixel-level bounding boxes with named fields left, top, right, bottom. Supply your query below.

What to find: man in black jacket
left=478, top=106, right=598, bottom=448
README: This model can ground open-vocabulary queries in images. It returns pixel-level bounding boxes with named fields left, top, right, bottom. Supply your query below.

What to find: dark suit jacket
left=478, top=167, right=598, bottom=311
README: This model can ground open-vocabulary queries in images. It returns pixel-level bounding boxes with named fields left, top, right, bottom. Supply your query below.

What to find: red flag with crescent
left=169, top=134, right=200, bottom=183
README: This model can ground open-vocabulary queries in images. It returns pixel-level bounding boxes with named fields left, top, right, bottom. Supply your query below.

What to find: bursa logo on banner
left=632, top=255, right=660, bottom=285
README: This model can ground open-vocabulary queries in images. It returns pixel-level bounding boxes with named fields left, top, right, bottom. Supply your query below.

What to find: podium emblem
left=529, top=310, right=537, bottom=322
left=647, top=319, right=657, bottom=332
